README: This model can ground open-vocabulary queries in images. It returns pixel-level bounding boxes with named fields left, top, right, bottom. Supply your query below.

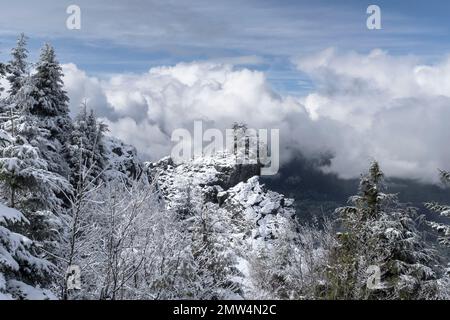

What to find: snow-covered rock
left=103, top=136, right=146, bottom=182
left=148, top=153, right=293, bottom=232
left=219, top=176, right=295, bottom=240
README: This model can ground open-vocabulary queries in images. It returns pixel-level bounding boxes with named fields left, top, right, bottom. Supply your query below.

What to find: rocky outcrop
left=218, top=176, right=295, bottom=239
left=148, top=152, right=260, bottom=188
left=147, top=152, right=295, bottom=239
left=103, top=136, right=146, bottom=181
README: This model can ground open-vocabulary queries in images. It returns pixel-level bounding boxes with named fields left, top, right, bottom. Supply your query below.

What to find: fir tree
left=0, top=60, right=7, bottom=113
left=171, top=178, right=242, bottom=298
left=232, top=122, right=248, bottom=155
left=1, top=34, right=28, bottom=130
left=0, top=76, right=70, bottom=264
left=0, top=62, right=6, bottom=94
left=65, top=102, right=108, bottom=188
left=326, top=161, right=438, bottom=299
left=7, top=33, right=29, bottom=97
left=188, top=202, right=242, bottom=299
left=0, top=203, right=55, bottom=299
left=30, top=43, right=72, bottom=176
left=0, top=76, right=69, bottom=209
left=425, top=170, right=450, bottom=247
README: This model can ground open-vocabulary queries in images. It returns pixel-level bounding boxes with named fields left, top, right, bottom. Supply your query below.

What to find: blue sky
left=1, top=0, right=450, bottom=95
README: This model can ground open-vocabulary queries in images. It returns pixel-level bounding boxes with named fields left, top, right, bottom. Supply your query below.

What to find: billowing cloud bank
left=297, top=49, right=450, bottom=181
left=62, top=49, right=450, bottom=182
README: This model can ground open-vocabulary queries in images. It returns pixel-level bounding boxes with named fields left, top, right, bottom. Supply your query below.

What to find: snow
left=0, top=292, right=13, bottom=300
left=6, top=280, right=57, bottom=300
left=441, top=209, right=450, bottom=217
left=150, top=154, right=295, bottom=237
left=149, top=152, right=297, bottom=298
left=0, top=203, right=27, bottom=225
left=103, top=136, right=144, bottom=181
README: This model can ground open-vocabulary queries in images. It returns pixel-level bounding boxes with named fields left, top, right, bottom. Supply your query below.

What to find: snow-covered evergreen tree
left=170, top=177, right=242, bottom=299
left=187, top=202, right=242, bottom=299
left=30, top=43, right=72, bottom=176
left=0, top=34, right=26, bottom=132
left=0, top=61, right=6, bottom=96
left=232, top=122, right=248, bottom=155
left=0, top=65, right=6, bottom=118
left=0, top=76, right=70, bottom=275
left=6, top=33, right=29, bottom=98
left=0, top=202, right=55, bottom=299
left=65, top=102, right=108, bottom=188
left=0, top=76, right=70, bottom=209
left=425, top=170, right=450, bottom=247
left=230, top=122, right=260, bottom=162
left=325, top=161, right=438, bottom=300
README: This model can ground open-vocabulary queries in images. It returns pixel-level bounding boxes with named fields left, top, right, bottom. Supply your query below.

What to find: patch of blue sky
left=1, top=0, right=450, bottom=94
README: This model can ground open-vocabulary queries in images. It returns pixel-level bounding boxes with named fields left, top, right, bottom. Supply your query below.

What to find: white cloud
left=62, top=63, right=115, bottom=119
left=63, top=61, right=334, bottom=164
left=296, top=49, right=450, bottom=181
left=63, top=52, right=450, bottom=182
left=101, top=117, right=170, bottom=160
